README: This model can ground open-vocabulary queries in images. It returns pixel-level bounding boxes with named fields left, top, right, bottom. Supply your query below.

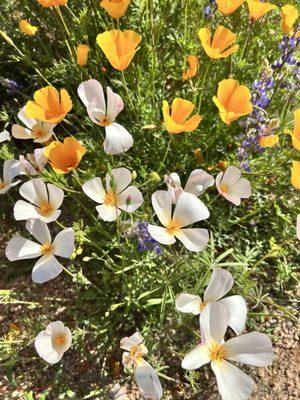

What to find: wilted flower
left=36, top=0, right=68, bottom=7
left=182, top=55, right=199, bottom=81
left=198, top=26, right=239, bottom=59
left=34, top=321, right=72, bottom=364
left=291, top=160, right=300, bottom=189
left=281, top=5, right=298, bottom=36
left=162, top=98, right=202, bottom=134
left=216, top=166, right=251, bottom=205
left=247, top=0, right=277, bottom=21
left=19, top=20, right=38, bottom=36
left=18, top=149, right=48, bottom=176
left=176, top=268, right=247, bottom=334
left=100, top=0, right=131, bottom=19
left=0, top=160, right=21, bottom=195
left=216, top=0, right=245, bottom=16
left=285, top=109, right=300, bottom=150
left=76, top=44, right=90, bottom=66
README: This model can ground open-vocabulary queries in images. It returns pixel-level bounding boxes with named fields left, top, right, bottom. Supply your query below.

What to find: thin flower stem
left=240, top=20, right=253, bottom=60
left=197, top=60, right=211, bottom=111
left=158, top=134, right=172, bottom=172
left=52, top=7, right=74, bottom=59
left=121, top=70, right=135, bottom=111
left=66, top=5, right=79, bottom=22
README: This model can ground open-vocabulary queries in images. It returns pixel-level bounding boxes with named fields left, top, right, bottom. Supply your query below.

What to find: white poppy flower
left=34, top=321, right=72, bottom=364
left=19, top=148, right=47, bottom=176
left=5, top=219, right=75, bottom=283
left=135, top=359, right=163, bottom=400
left=12, top=106, right=56, bottom=143
left=14, top=178, right=64, bottom=222
left=148, top=191, right=210, bottom=252
left=120, top=331, right=148, bottom=368
left=0, top=159, right=21, bottom=194
left=216, top=166, right=251, bottom=206
left=297, top=215, right=300, bottom=240
left=175, top=268, right=247, bottom=334
left=82, top=167, right=143, bottom=222
left=182, top=302, right=274, bottom=400
left=77, top=79, right=133, bottom=155
left=165, top=169, right=214, bottom=204
left=0, top=129, right=10, bottom=143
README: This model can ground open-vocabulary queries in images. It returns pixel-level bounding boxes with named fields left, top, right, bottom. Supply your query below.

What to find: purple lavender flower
left=127, top=221, right=163, bottom=254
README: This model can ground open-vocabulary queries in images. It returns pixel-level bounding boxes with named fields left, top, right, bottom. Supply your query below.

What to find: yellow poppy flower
left=247, top=0, right=277, bottom=21
left=216, top=0, right=245, bottom=16
left=213, top=79, right=253, bottom=125
left=281, top=5, right=298, bottom=36
left=259, top=134, right=279, bottom=148
left=100, top=0, right=131, bottom=19
left=19, top=20, right=38, bottom=36
left=162, top=98, right=202, bottom=134
left=25, top=86, right=72, bottom=124
left=76, top=44, right=90, bottom=66
left=291, top=161, right=300, bottom=189
left=44, top=137, right=86, bottom=174
left=285, top=109, right=300, bottom=151
left=198, top=26, right=239, bottom=59
left=182, top=55, right=199, bottom=81
left=36, top=0, right=68, bottom=7
left=96, top=30, right=141, bottom=71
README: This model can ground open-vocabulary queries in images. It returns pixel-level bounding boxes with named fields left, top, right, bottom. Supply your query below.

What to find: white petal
left=229, top=178, right=251, bottom=199
left=211, top=360, right=254, bottom=400
left=173, top=192, right=209, bottom=228
left=120, top=331, right=144, bottom=351
left=184, top=169, right=215, bottom=196
left=26, top=219, right=51, bottom=244
left=151, top=190, right=172, bottom=226
left=34, top=330, right=62, bottom=364
left=14, top=200, right=40, bottom=221
left=200, top=302, right=230, bottom=343
left=12, top=124, right=31, bottom=140
left=77, top=79, right=106, bottom=110
left=19, top=178, right=47, bottom=205
left=218, top=295, right=247, bottom=334
left=0, top=129, right=10, bottom=143
left=5, top=236, right=41, bottom=261
left=33, top=122, right=55, bottom=143
left=47, top=183, right=64, bottom=210
left=37, top=209, right=61, bottom=223
left=221, top=166, right=241, bottom=186
left=106, top=167, right=132, bottom=194
left=53, top=228, right=75, bottom=258
left=106, top=86, right=124, bottom=121
left=204, top=268, right=234, bottom=303
left=147, top=224, right=176, bottom=245
left=87, top=104, right=106, bottom=124
left=297, top=215, right=300, bottom=240
left=175, top=228, right=209, bottom=252
left=82, top=177, right=105, bottom=204
left=0, top=181, right=20, bottom=194
left=32, top=255, right=63, bottom=283
left=221, top=192, right=241, bottom=206
left=96, top=204, right=121, bottom=221
left=117, top=186, right=143, bottom=212
left=3, top=159, right=21, bottom=181
left=175, top=293, right=202, bottom=315
left=104, top=123, right=133, bottom=155
left=18, top=106, right=36, bottom=129
left=135, top=360, right=163, bottom=400
left=181, top=343, right=210, bottom=370
left=225, top=332, right=274, bottom=367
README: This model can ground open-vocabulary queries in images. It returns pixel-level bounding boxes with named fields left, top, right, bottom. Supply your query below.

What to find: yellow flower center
left=220, top=184, right=229, bottom=193
left=199, top=301, right=207, bottom=312
left=39, top=201, right=53, bottom=216
left=130, top=344, right=144, bottom=364
left=166, top=220, right=180, bottom=235
left=0, top=182, right=7, bottom=189
left=55, top=335, right=66, bottom=345
left=40, top=241, right=53, bottom=254
left=99, top=115, right=111, bottom=127
left=208, top=342, right=227, bottom=363
left=104, top=191, right=117, bottom=206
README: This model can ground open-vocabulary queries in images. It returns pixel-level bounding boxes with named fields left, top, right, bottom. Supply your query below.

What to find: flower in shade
left=77, top=79, right=133, bottom=154
left=36, top=0, right=68, bottom=7
left=213, top=79, right=253, bottom=125
left=182, top=302, right=274, bottom=400
left=247, top=0, right=277, bottom=21
left=297, top=215, right=300, bottom=240
left=148, top=191, right=210, bottom=252
left=19, top=149, right=48, bottom=176
left=176, top=268, right=247, bottom=334
left=76, top=44, right=89, bottom=66
left=19, top=20, right=38, bottom=36
left=96, top=30, right=141, bottom=71
left=164, top=169, right=214, bottom=204
left=216, top=166, right=251, bottom=205
left=12, top=106, right=56, bottom=143
left=100, top=0, right=131, bottom=19
left=281, top=5, right=298, bottom=36
left=0, top=160, right=21, bottom=194
left=120, top=332, right=148, bottom=368
left=259, top=134, right=279, bottom=148
left=182, top=55, right=199, bottom=81
left=82, top=167, right=143, bottom=222
left=291, top=160, right=300, bottom=189
left=198, top=26, right=239, bottom=59
left=285, top=109, right=300, bottom=150
left=14, top=178, right=64, bottom=222
left=162, top=98, right=202, bottom=134
left=216, top=0, right=245, bottom=16
left=6, top=219, right=74, bottom=283
left=44, top=137, right=86, bottom=174
left=25, top=86, right=72, bottom=124
left=34, top=321, right=72, bottom=364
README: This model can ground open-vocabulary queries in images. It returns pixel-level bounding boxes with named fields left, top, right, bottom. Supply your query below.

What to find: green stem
left=158, top=134, right=172, bottom=172
left=240, top=20, right=253, bottom=60
left=121, top=70, right=135, bottom=111
left=197, top=60, right=211, bottom=111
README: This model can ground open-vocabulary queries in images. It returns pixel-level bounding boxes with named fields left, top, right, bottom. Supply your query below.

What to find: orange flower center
left=220, top=184, right=229, bottom=193
left=104, top=191, right=117, bottom=206
left=166, top=220, right=180, bottom=235
left=130, top=344, right=144, bottom=363
left=39, top=201, right=53, bottom=216
left=40, top=241, right=53, bottom=254
left=55, top=335, right=66, bottom=345
left=0, top=182, right=6, bottom=189
left=99, top=115, right=112, bottom=127
left=208, top=342, right=227, bottom=362
left=199, top=301, right=207, bottom=312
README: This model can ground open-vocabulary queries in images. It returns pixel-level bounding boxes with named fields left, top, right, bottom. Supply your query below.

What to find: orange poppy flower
left=216, top=0, right=245, bottom=16
left=259, top=134, right=279, bottom=148
left=162, top=98, right=202, bottom=134
left=291, top=161, right=300, bottom=189
left=281, top=5, right=298, bottom=36
left=25, top=86, right=72, bottom=124
left=182, top=55, right=199, bottom=81
left=247, top=0, right=277, bottom=21
left=36, top=0, right=68, bottom=6
left=76, top=44, right=90, bottom=66
left=285, top=109, right=300, bottom=151
left=213, top=79, right=253, bottom=125
left=100, top=0, right=131, bottom=19
left=44, top=137, right=86, bottom=174
left=96, top=30, right=141, bottom=71
left=198, top=26, right=239, bottom=59
left=19, top=20, right=38, bottom=36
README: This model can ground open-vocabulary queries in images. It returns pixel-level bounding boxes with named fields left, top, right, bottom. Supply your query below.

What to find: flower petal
left=12, top=124, right=32, bottom=140
left=218, top=295, right=247, bottom=334
left=175, top=293, right=202, bottom=315
left=181, top=343, right=210, bottom=370
left=82, top=177, right=106, bottom=204
left=5, top=236, right=41, bottom=261
left=104, top=123, right=133, bottom=155
left=14, top=200, right=40, bottom=221
left=151, top=190, right=172, bottom=226
left=95, top=204, right=121, bottom=221
left=200, top=302, right=230, bottom=343
left=106, top=86, right=124, bottom=121
left=229, top=178, right=251, bottom=199
left=175, top=228, right=209, bottom=252
left=120, top=331, right=144, bottom=351
left=147, top=225, right=176, bottom=245
left=32, top=254, right=63, bottom=283
left=47, top=183, right=64, bottom=210
left=53, top=228, right=75, bottom=258
left=173, top=192, right=210, bottom=228
left=17, top=106, right=36, bottom=129
left=106, top=167, right=132, bottom=194
left=19, top=178, right=47, bottom=205
left=77, top=79, right=106, bottom=111
left=135, top=360, right=163, bottom=400
left=184, top=169, right=215, bottom=196
left=117, top=186, right=144, bottom=212
left=204, top=268, right=234, bottom=303
left=26, top=219, right=51, bottom=245
left=34, top=330, right=62, bottom=364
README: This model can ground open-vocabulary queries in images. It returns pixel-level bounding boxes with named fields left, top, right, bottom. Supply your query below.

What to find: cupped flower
left=216, top=166, right=251, bottom=205
left=18, top=149, right=48, bottom=176
left=82, top=167, right=143, bottom=221
left=259, top=134, right=279, bottom=148
left=76, top=44, right=90, bottom=66
left=213, top=79, right=253, bottom=125
left=25, top=86, right=72, bottom=124
left=148, top=191, right=210, bottom=252
left=19, top=20, right=38, bottom=36
left=247, top=0, right=277, bottom=21
left=162, top=98, right=202, bottom=134
left=34, top=321, right=72, bottom=364
left=77, top=79, right=133, bottom=154
left=120, top=332, right=148, bottom=368
left=0, top=160, right=21, bottom=195
left=12, top=106, right=56, bottom=143
left=6, top=219, right=74, bottom=283
left=14, top=178, right=64, bottom=222
left=36, top=0, right=68, bottom=7
left=281, top=5, right=298, bottom=36
left=100, top=0, right=131, bottom=19
left=44, top=137, right=86, bottom=174
left=96, top=30, right=141, bottom=71
left=198, top=26, right=239, bottom=59
left=182, top=55, right=199, bottom=81
left=291, top=160, right=300, bottom=189
left=285, top=109, right=300, bottom=151
left=164, top=169, right=214, bottom=204
left=176, top=268, right=247, bottom=334
left=216, top=0, right=245, bottom=16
